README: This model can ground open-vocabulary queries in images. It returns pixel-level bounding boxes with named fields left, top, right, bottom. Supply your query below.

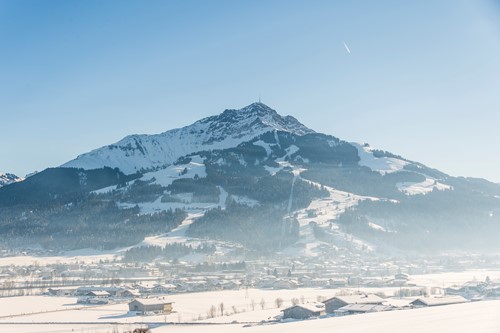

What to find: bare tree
left=250, top=299, right=256, bottom=311
left=208, top=305, right=217, bottom=318
left=219, top=302, right=225, bottom=316
left=291, top=297, right=300, bottom=306
left=260, top=298, right=266, bottom=310
left=300, top=295, right=305, bottom=304
left=275, top=297, right=283, bottom=308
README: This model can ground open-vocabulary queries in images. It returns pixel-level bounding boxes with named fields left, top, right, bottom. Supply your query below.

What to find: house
left=77, top=291, right=110, bottom=304
left=151, top=283, right=177, bottom=294
left=129, top=298, right=173, bottom=315
left=118, top=289, right=141, bottom=298
left=75, top=286, right=123, bottom=296
left=335, top=304, right=394, bottom=316
left=322, top=294, right=384, bottom=314
left=282, top=302, right=326, bottom=320
left=272, top=279, right=298, bottom=290
left=86, top=291, right=110, bottom=298
left=47, top=287, right=77, bottom=296
left=410, top=296, right=468, bottom=308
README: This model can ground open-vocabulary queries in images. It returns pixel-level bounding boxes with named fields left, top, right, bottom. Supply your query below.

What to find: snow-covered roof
left=131, top=298, right=172, bottom=305
left=411, top=296, right=468, bottom=306
left=284, top=302, right=325, bottom=313
left=86, top=291, right=110, bottom=296
left=336, top=304, right=393, bottom=313
left=324, top=294, right=384, bottom=305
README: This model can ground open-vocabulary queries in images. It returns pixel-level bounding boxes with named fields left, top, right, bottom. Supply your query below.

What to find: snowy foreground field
left=0, top=270, right=498, bottom=333
left=3, top=300, right=500, bottom=333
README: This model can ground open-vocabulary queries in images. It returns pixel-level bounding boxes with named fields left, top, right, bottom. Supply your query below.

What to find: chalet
left=335, top=304, right=394, bottom=316
left=118, top=289, right=141, bottom=298
left=129, top=298, right=173, bottom=315
left=47, top=287, right=77, bottom=296
left=86, top=290, right=110, bottom=298
left=76, top=286, right=124, bottom=296
left=282, top=302, right=326, bottom=320
left=322, top=294, right=384, bottom=314
left=77, top=291, right=110, bottom=304
left=272, top=279, right=298, bottom=290
left=410, top=296, right=468, bottom=308
left=151, top=283, right=177, bottom=294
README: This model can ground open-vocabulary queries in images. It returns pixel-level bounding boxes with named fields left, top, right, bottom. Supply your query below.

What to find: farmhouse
left=118, top=289, right=141, bottom=298
left=282, top=302, right=326, bottom=319
left=410, top=296, right=468, bottom=308
left=86, top=290, right=110, bottom=298
left=129, top=298, right=173, bottom=315
left=47, top=287, right=77, bottom=296
left=322, top=294, right=384, bottom=313
left=335, top=304, right=394, bottom=316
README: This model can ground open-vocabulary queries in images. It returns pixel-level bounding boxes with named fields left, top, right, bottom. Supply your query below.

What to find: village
left=0, top=251, right=500, bottom=332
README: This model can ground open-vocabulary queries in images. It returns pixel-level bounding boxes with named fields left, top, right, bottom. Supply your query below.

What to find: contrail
left=343, top=41, right=351, bottom=54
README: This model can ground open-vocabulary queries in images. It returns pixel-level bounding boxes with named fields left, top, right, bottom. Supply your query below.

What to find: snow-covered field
left=3, top=298, right=500, bottom=333
left=151, top=300, right=500, bottom=333
left=409, top=269, right=500, bottom=288
left=1, top=268, right=500, bottom=332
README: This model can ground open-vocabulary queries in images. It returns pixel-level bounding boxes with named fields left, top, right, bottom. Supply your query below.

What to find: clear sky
left=1, top=0, right=500, bottom=181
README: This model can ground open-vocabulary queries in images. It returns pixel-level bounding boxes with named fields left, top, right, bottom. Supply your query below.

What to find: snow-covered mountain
left=2, top=102, right=500, bottom=255
left=0, top=172, right=23, bottom=188
left=62, top=103, right=314, bottom=174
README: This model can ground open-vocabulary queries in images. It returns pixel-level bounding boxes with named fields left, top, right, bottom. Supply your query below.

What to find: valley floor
left=1, top=268, right=500, bottom=333
left=2, top=300, right=500, bottom=333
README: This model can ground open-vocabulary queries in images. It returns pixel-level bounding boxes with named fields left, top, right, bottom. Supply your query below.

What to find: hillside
left=1, top=103, right=499, bottom=255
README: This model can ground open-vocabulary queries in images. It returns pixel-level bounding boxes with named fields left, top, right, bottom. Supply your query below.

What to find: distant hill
left=0, top=172, right=23, bottom=188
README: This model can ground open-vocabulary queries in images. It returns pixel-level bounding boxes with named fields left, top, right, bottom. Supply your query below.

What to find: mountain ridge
left=1, top=103, right=500, bottom=255
left=61, top=102, right=314, bottom=174
left=0, top=172, right=23, bottom=188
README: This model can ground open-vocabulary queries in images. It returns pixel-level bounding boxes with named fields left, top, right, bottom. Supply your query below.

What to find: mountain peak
left=62, top=103, right=314, bottom=173
left=240, top=102, right=276, bottom=114
left=0, top=172, right=24, bottom=188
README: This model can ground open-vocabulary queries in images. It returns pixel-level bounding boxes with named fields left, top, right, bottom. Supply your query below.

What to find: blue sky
left=1, top=0, right=500, bottom=181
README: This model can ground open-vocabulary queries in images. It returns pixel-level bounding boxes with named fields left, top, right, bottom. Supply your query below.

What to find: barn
left=410, top=296, right=468, bottom=308
left=322, top=294, right=384, bottom=314
left=335, top=304, right=394, bottom=316
left=128, top=298, right=173, bottom=315
left=282, top=303, right=325, bottom=319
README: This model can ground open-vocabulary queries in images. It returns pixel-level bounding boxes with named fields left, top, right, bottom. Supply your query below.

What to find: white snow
left=153, top=300, right=500, bottom=333
left=280, top=168, right=381, bottom=256
left=0, top=172, right=24, bottom=187
left=3, top=290, right=500, bottom=333
left=145, top=155, right=207, bottom=188
left=352, top=143, right=408, bottom=174
left=61, top=103, right=314, bottom=174
left=397, top=178, right=452, bottom=196
left=368, top=222, right=387, bottom=232
left=264, top=165, right=283, bottom=176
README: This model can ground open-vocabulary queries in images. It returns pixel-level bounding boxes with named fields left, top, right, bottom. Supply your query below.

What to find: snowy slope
left=0, top=172, right=23, bottom=188
left=61, top=103, right=314, bottom=174
left=351, top=143, right=408, bottom=174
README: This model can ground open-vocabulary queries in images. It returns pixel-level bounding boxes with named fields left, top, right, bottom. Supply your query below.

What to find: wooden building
left=410, top=296, right=467, bottom=308
left=335, top=304, right=394, bottom=316
left=129, top=298, right=173, bottom=315
left=282, top=303, right=325, bottom=320
left=322, top=294, right=384, bottom=314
